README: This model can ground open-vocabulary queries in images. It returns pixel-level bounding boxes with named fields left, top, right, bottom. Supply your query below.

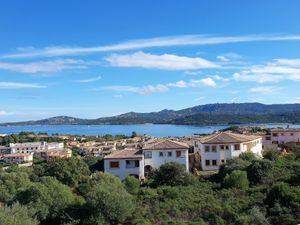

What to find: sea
left=0, top=123, right=300, bottom=137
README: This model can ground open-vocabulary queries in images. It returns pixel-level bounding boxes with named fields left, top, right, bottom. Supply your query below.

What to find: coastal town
left=1, top=126, right=299, bottom=180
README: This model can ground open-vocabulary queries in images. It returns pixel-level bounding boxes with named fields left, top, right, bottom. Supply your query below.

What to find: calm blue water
left=0, top=124, right=300, bottom=137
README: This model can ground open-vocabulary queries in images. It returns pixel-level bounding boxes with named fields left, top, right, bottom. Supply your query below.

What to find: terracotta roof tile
left=196, top=132, right=261, bottom=144
left=143, top=140, right=189, bottom=150
left=104, top=149, right=143, bottom=159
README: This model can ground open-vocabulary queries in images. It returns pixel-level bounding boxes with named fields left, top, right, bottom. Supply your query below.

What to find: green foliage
left=247, top=160, right=273, bottom=185
left=264, top=150, right=280, bottom=161
left=44, top=157, right=90, bottom=187
left=85, top=173, right=135, bottom=224
left=16, top=176, right=84, bottom=223
left=150, top=162, right=197, bottom=187
left=0, top=170, right=31, bottom=202
left=223, top=170, right=249, bottom=190
left=123, top=176, right=140, bottom=194
left=239, top=152, right=257, bottom=161
left=0, top=203, right=38, bottom=225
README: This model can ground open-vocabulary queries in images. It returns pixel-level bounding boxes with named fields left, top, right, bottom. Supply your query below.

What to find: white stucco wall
left=143, top=149, right=189, bottom=171
left=104, top=158, right=144, bottom=180
left=194, top=138, right=262, bottom=171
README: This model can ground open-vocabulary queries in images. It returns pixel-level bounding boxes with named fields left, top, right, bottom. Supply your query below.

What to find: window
left=281, top=133, right=284, bottom=136
left=272, top=141, right=279, bottom=144
left=212, top=160, right=217, bottom=166
left=144, top=151, right=152, bottom=159
left=220, top=145, right=225, bottom=150
left=168, top=152, right=172, bottom=157
left=205, top=146, right=210, bottom=152
left=265, top=137, right=271, bottom=140
left=205, top=160, right=210, bottom=166
left=225, top=145, right=229, bottom=150
left=211, top=146, right=217, bottom=152
left=176, top=150, right=182, bottom=157
left=291, top=133, right=294, bottom=136
left=221, top=159, right=225, bottom=163
left=234, top=144, right=240, bottom=151
left=126, top=160, right=139, bottom=168
left=159, top=152, right=164, bottom=157
left=272, top=133, right=278, bottom=137
left=110, top=161, right=119, bottom=168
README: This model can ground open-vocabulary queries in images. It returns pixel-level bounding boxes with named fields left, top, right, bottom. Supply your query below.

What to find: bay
left=0, top=123, right=300, bottom=137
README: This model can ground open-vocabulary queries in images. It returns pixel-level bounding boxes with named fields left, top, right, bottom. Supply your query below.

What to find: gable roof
left=196, top=132, right=261, bottom=144
left=143, top=140, right=189, bottom=150
left=104, top=149, right=143, bottom=159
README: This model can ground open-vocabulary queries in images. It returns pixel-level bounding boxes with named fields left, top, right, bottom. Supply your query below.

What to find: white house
left=9, top=142, right=64, bottom=154
left=104, top=140, right=190, bottom=180
left=142, top=140, right=189, bottom=176
left=263, top=128, right=300, bottom=150
left=104, top=149, right=144, bottom=180
left=194, top=132, right=262, bottom=171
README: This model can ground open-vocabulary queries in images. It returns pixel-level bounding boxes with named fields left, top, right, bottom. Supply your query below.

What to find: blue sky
left=1, top=0, right=300, bottom=122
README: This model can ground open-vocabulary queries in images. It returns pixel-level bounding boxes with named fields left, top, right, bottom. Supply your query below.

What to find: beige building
left=2, top=153, right=33, bottom=165
left=194, top=132, right=262, bottom=171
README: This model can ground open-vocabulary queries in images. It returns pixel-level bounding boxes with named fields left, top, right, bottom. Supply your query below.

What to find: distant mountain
left=2, top=103, right=300, bottom=126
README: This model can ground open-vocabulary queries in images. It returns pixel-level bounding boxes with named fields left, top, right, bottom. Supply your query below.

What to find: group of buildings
left=1, top=127, right=300, bottom=178
left=104, top=128, right=300, bottom=180
left=0, top=141, right=71, bottom=166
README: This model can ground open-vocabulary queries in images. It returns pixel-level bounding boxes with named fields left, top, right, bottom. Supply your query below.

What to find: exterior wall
left=263, top=131, right=300, bottom=150
left=10, top=142, right=64, bottom=153
left=104, top=158, right=144, bottom=180
left=3, top=154, right=33, bottom=164
left=143, top=149, right=189, bottom=171
left=194, top=138, right=262, bottom=171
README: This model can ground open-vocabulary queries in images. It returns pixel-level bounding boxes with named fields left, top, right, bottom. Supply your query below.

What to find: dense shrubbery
left=1, top=148, right=300, bottom=224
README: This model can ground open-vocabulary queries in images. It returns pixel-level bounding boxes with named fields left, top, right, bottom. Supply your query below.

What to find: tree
left=247, top=160, right=273, bottom=185
left=218, top=158, right=251, bottom=181
left=16, top=176, right=84, bottom=223
left=223, top=170, right=249, bottom=190
left=239, top=152, right=256, bottom=161
left=151, top=162, right=197, bottom=187
left=131, top=131, right=137, bottom=138
left=123, top=176, right=140, bottom=194
left=0, top=203, right=38, bottom=225
left=44, top=157, right=90, bottom=187
left=85, top=173, right=135, bottom=224
left=0, top=170, right=31, bottom=202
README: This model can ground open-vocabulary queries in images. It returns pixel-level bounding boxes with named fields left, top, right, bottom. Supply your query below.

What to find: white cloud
left=249, top=86, right=280, bottom=94
left=97, top=77, right=216, bottom=95
left=0, top=59, right=89, bottom=74
left=217, top=55, right=230, bottom=62
left=0, top=82, right=46, bottom=89
left=105, top=51, right=218, bottom=70
left=96, top=84, right=169, bottom=95
left=189, top=78, right=217, bottom=87
left=4, top=34, right=300, bottom=58
left=167, top=80, right=188, bottom=88
left=75, top=75, right=102, bottom=83
left=0, top=111, right=14, bottom=115
left=233, top=58, right=300, bottom=83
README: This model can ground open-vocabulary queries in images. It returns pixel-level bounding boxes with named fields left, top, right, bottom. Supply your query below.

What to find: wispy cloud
left=75, top=75, right=102, bottom=83
left=3, top=34, right=300, bottom=58
left=105, top=51, right=218, bottom=70
left=249, top=86, right=280, bottom=94
left=233, top=58, right=300, bottom=83
left=0, top=82, right=46, bottom=89
left=97, top=77, right=216, bottom=95
left=97, top=84, right=169, bottom=95
left=0, top=110, right=14, bottom=115
left=0, top=59, right=90, bottom=74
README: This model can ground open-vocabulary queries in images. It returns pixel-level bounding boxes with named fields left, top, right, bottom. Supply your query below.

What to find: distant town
left=1, top=125, right=299, bottom=179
